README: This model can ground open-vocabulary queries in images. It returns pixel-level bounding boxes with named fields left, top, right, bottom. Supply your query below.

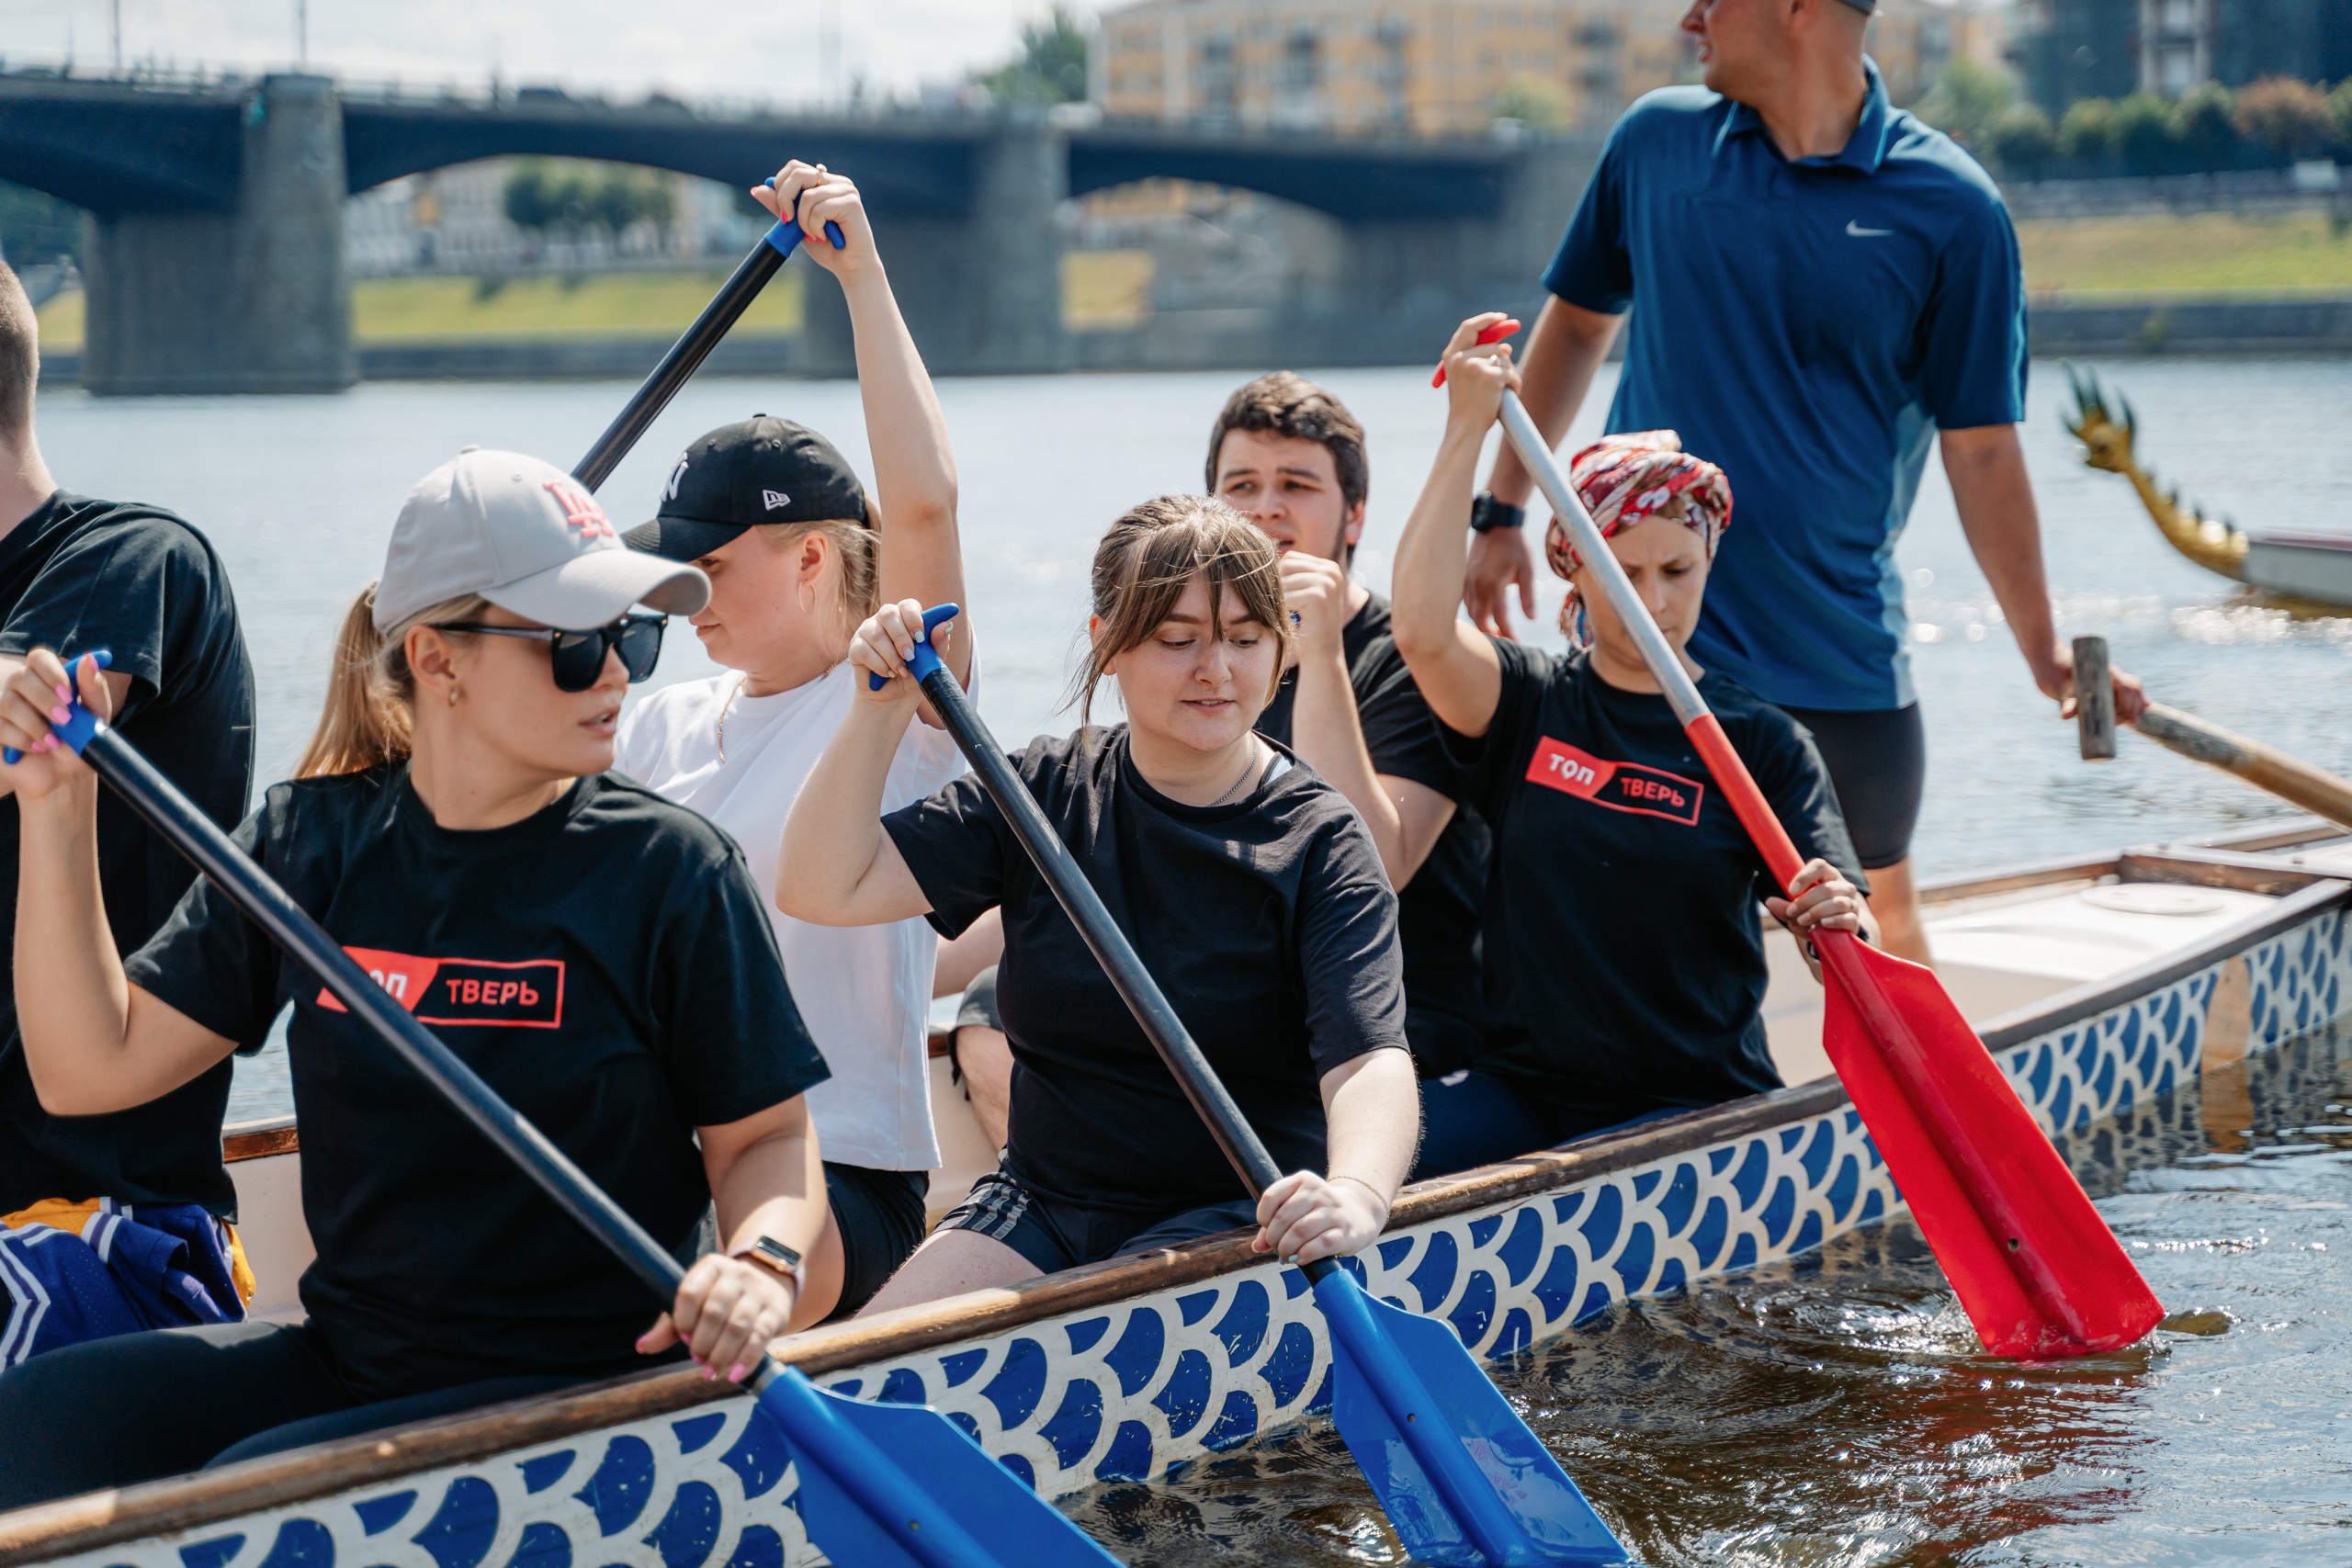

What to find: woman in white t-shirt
left=614, top=161, right=973, bottom=1318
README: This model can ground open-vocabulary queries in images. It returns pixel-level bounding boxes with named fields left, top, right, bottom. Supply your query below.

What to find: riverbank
left=30, top=289, right=2352, bottom=385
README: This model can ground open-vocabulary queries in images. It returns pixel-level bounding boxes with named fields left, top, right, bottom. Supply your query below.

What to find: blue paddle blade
left=1317, top=1273, right=1628, bottom=1566
left=755, top=1368, right=1121, bottom=1568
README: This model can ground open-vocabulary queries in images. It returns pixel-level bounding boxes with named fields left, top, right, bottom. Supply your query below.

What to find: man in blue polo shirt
left=1462, top=0, right=2143, bottom=963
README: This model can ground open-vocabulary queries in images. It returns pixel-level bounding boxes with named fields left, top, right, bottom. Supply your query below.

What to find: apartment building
left=1091, top=0, right=1694, bottom=134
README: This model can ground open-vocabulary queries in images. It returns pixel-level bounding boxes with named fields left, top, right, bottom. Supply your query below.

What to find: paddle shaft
left=55, top=722, right=1010, bottom=1568
left=1496, top=391, right=2103, bottom=1343
left=571, top=205, right=842, bottom=493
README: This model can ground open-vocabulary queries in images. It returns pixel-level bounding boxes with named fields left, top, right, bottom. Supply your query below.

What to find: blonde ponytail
left=295, top=583, right=489, bottom=777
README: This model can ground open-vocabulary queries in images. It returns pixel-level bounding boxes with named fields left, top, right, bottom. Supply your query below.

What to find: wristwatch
left=1468, top=493, right=1526, bottom=533
left=728, top=1235, right=808, bottom=1296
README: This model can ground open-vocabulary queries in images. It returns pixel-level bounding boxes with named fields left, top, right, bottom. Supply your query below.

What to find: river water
left=26, top=356, right=2352, bottom=1562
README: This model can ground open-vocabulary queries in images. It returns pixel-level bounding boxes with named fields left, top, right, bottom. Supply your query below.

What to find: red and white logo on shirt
left=1526, top=737, right=1705, bottom=827
left=318, top=946, right=565, bottom=1028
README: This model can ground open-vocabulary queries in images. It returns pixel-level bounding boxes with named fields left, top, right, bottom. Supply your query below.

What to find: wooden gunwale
left=2187, top=816, right=2342, bottom=855
left=9, top=839, right=2338, bottom=1564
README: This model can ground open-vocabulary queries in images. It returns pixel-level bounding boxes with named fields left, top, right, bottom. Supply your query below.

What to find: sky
left=0, top=0, right=1091, bottom=105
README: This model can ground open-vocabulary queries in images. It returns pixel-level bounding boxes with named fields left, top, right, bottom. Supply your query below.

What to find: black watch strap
left=1469, top=493, right=1527, bottom=533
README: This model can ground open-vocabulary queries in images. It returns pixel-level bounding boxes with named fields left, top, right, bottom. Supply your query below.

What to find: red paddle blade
left=1818, top=934, right=2164, bottom=1357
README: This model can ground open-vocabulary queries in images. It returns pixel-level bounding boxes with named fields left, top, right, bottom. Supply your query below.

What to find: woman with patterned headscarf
left=1390, top=315, right=1877, bottom=1179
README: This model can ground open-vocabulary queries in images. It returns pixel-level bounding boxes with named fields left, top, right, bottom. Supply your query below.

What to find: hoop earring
left=797, top=581, right=817, bottom=615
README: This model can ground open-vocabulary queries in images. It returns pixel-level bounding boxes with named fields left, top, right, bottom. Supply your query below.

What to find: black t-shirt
left=124, top=765, right=827, bottom=1402
left=1443, top=641, right=1865, bottom=1130
left=1254, top=592, right=1488, bottom=1077
left=883, top=727, right=1407, bottom=1217
left=0, top=491, right=255, bottom=1217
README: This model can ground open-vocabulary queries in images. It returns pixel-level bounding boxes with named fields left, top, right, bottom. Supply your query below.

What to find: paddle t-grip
left=1430, top=316, right=1521, bottom=387
left=865, top=604, right=960, bottom=691
left=761, top=177, right=848, bottom=261
left=2075, top=636, right=2117, bottom=761
left=3, top=649, right=112, bottom=764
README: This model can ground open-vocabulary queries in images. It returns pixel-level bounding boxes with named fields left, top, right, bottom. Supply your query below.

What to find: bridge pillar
left=83, top=74, right=355, bottom=396
left=801, top=118, right=1071, bottom=377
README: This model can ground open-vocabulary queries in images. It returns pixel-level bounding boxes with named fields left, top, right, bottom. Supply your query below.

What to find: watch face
left=754, top=1235, right=804, bottom=1269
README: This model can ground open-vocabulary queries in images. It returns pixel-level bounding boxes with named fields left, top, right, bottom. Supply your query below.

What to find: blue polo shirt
left=1544, top=61, right=2026, bottom=712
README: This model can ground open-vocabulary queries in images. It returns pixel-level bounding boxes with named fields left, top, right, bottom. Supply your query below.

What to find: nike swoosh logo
left=1847, top=220, right=1894, bottom=237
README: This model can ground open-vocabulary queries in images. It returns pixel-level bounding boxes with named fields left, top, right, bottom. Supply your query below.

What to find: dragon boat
left=0, top=818, right=2346, bottom=1568
left=2064, top=367, right=2352, bottom=612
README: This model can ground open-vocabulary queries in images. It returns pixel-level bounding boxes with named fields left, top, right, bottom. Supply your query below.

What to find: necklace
left=716, top=674, right=750, bottom=762
left=1204, top=740, right=1263, bottom=807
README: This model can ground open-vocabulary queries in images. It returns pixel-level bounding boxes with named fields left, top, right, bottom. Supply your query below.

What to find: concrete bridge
left=0, top=73, right=1600, bottom=394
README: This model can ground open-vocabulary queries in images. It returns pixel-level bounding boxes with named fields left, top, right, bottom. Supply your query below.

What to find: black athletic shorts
left=1775, top=702, right=1926, bottom=871
left=937, top=1169, right=1258, bottom=1275
left=948, top=965, right=1002, bottom=1089
left=824, top=1161, right=929, bottom=1319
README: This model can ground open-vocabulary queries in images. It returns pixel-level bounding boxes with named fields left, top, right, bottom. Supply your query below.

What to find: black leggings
left=0, top=1322, right=582, bottom=1510
left=1775, top=702, right=1926, bottom=871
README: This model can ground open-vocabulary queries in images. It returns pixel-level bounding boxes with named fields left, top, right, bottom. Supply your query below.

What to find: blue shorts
left=937, top=1170, right=1258, bottom=1274
left=1410, top=1070, right=1688, bottom=1182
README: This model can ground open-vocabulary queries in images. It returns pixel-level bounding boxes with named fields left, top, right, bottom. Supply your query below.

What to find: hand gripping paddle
left=1457, top=320, right=2164, bottom=1357
left=572, top=180, right=846, bottom=492
left=871, top=611, right=1628, bottom=1566
left=7, top=663, right=1122, bottom=1568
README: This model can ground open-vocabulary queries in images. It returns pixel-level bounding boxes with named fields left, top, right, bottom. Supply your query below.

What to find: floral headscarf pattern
left=1543, top=430, right=1733, bottom=581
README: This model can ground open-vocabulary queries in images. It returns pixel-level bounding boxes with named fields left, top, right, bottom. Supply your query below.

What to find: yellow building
left=1091, top=0, right=1696, bottom=135
left=1868, top=0, right=2010, bottom=106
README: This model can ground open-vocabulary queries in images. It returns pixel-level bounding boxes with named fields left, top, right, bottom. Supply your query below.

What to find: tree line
left=501, top=161, right=676, bottom=241
left=1915, top=62, right=2352, bottom=181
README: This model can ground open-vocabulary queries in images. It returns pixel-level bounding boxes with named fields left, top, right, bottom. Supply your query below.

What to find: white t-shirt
left=614, top=659, right=969, bottom=1170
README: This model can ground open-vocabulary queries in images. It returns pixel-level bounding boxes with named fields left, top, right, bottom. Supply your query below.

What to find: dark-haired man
left=1209, top=371, right=1487, bottom=1078
left=0, top=260, right=257, bottom=1354
left=1461, top=0, right=2143, bottom=963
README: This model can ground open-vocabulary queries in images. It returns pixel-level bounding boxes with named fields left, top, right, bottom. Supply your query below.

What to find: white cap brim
left=481, top=547, right=709, bottom=629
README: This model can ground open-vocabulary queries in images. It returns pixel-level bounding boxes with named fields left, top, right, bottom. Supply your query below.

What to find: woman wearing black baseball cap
left=614, top=161, right=974, bottom=1322
left=0, top=449, right=833, bottom=1504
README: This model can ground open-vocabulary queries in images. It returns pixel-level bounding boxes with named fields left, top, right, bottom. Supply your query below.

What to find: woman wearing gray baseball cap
left=0, top=451, right=838, bottom=1502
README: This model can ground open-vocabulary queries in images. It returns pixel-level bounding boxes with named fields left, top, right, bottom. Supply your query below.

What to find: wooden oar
left=2075, top=635, right=2352, bottom=833
left=19, top=660, right=1121, bottom=1568
left=872, top=608, right=1630, bottom=1567
left=1487, top=376, right=2164, bottom=1359
left=571, top=185, right=844, bottom=492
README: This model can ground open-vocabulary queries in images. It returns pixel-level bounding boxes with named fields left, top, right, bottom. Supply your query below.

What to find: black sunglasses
left=439, top=615, right=667, bottom=693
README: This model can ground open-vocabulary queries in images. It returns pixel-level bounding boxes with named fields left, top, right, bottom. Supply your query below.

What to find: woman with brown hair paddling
left=781, top=498, right=1419, bottom=1311
left=1395, top=316, right=1873, bottom=1179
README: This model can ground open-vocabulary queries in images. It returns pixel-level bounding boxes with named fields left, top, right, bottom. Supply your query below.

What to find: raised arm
left=758, top=164, right=969, bottom=687
left=1465, top=297, right=1623, bottom=638
left=1279, top=554, right=1457, bottom=887
left=1390, top=317, right=1517, bottom=739
left=0, top=649, right=235, bottom=1113
left=775, top=602, right=940, bottom=928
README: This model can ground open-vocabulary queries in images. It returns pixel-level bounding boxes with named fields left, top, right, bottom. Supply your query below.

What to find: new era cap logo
left=763, top=490, right=792, bottom=512
left=542, top=479, right=616, bottom=541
